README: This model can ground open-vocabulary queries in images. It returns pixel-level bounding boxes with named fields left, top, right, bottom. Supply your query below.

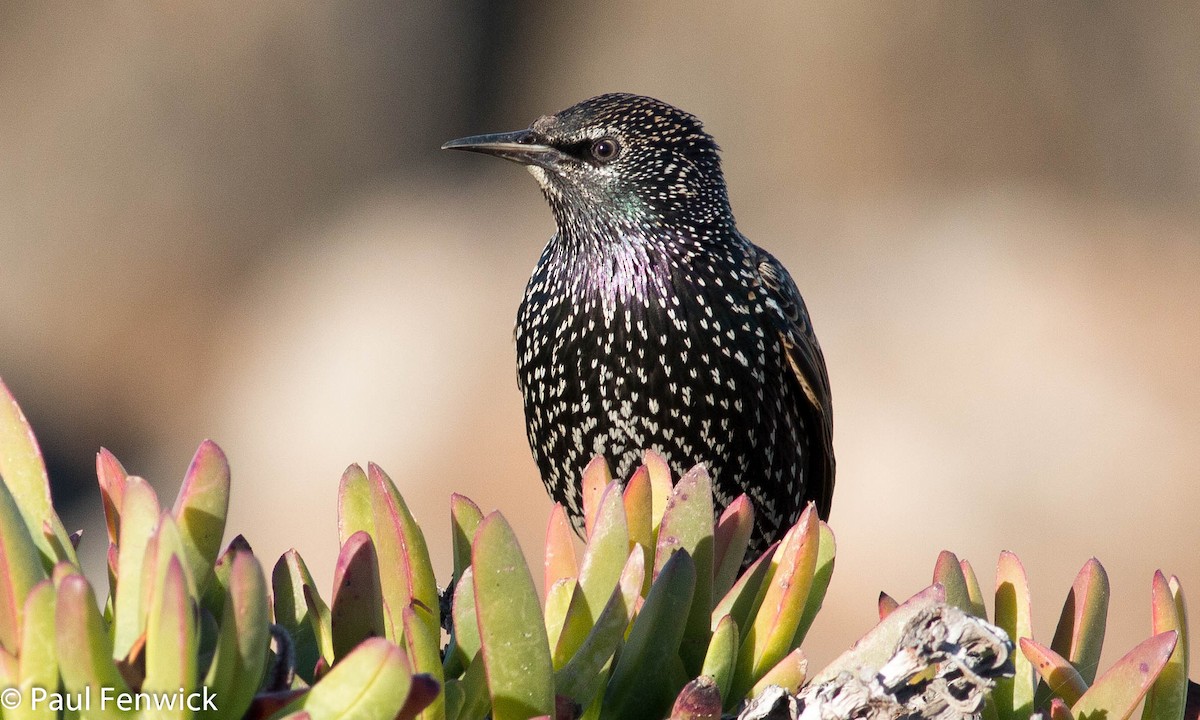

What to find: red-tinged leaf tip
left=581, top=455, right=612, bottom=540
left=879, top=591, right=899, bottom=621
left=96, top=447, right=128, bottom=543
left=1049, top=698, right=1075, bottom=720
left=545, top=504, right=579, bottom=599
left=671, top=675, right=722, bottom=720
left=396, top=673, right=442, bottom=720
left=1020, top=637, right=1088, bottom=706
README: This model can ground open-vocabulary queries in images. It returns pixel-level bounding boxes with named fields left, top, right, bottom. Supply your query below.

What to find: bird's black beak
left=441, top=130, right=562, bottom=169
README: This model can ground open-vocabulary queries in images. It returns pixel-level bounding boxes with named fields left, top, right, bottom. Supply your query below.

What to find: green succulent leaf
left=575, top=483, right=631, bottom=640
left=655, top=465, right=715, bottom=675
left=369, top=464, right=439, bottom=640
left=1072, top=631, right=1177, bottom=720
left=402, top=606, right=445, bottom=720
left=1050, top=558, right=1109, bottom=686
left=1021, top=637, right=1088, bottom=707
left=450, top=494, right=484, bottom=582
left=733, top=504, right=819, bottom=698
left=14, top=580, right=57, bottom=720
left=751, top=647, right=807, bottom=697
left=112, top=476, right=161, bottom=660
left=0, top=377, right=77, bottom=568
left=580, top=456, right=613, bottom=539
left=330, top=531, right=386, bottom=661
left=543, top=503, right=579, bottom=602
left=702, top=614, right=738, bottom=709
left=543, top=578, right=577, bottom=664
left=268, top=637, right=414, bottom=720
left=302, top=584, right=335, bottom=671
left=812, top=584, right=945, bottom=685
left=448, top=567, right=480, bottom=673
left=448, top=653, right=491, bottom=720
left=171, top=439, right=230, bottom=594
left=96, top=447, right=128, bottom=549
left=641, top=450, right=673, bottom=537
left=56, top=574, right=128, bottom=720
left=793, top=520, right=835, bottom=649
left=335, top=464, right=371, bottom=546
left=994, top=551, right=1036, bottom=720
left=601, top=549, right=696, bottom=720
left=623, top=465, right=653, bottom=585
left=711, top=495, right=753, bottom=604
left=1141, top=573, right=1188, bottom=720
left=555, top=545, right=645, bottom=705
left=143, top=556, right=198, bottom=720
left=933, top=550, right=971, bottom=613
left=711, top=543, right=775, bottom=635
left=0, top=472, right=47, bottom=654
left=203, top=549, right=270, bottom=719
left=272, top=549, right=322, bottom=684
left=472, top=512, right=554, bottom=720
left=960, top=558, right=987, bottom=619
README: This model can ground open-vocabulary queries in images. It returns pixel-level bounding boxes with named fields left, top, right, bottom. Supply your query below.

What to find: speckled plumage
left=445, top=93, right=834, bottom=553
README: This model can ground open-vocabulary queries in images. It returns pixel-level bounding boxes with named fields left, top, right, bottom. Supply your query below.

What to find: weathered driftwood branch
left=740, top=601, right=1014, bottom=720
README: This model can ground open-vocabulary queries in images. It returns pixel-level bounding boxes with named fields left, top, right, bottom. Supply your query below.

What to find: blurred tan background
left=2, top=1, right=1198, bottom=672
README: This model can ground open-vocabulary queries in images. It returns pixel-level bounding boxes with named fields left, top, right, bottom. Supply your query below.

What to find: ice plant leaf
left=670, top=676, right=722, bottom=720
left=143, top=557, right=197, bottom=719
left=623, top=466, right=653, bottom=581
left=712, top=494, right=753, bottom=602
left=303, top=584, right=334, bottom=669
left=0, top=472, right=46, bottom=653
left=1021, top=638, right=1088, bottom=707
left=581, top=455, right=612, bottom=540
left=601, top=549, right=696, bottom=720
left=472, top=512, right=554, bottom=720
left=56, top=574, right=128, bottom=719
left=934, top=550, right=971, bottom=613
left=112, top=475, right=161, bottom=659
left=450, top=493, right=484, bottom=581
left=449, top=567, right=481, bottom=669
left=751, top=647, right=807, bottom=696
left=642, top=449, right=673, bottom=535
left=1050, top=558, right=1109, bottom=685
left=369, top=464, right=439, bottom=638
left=17, top=580, right=58, bottom=714
left=544, top=503, right=578, bottom=601
left=813, top=584, right=946, bottom=684
left=96, top=447, right=129, bottom=547
left=711, top=542, right=775, bottom=634
left=995, top=551, right=1036, bottom=720
left=555, top=545, right=645, bottom=704
left=734, top=504, right=819, bottom=697
left=656, top=465, right=715, bottom=673
left=793, top=520, right=836, bottom=648
left=1049, top=699, right=1075, bottom=720
left=879, top=592, right=899, bottom=621
left=270, top=637, right=414, bottom=720
left=1073, top=631, right=1177, bottom=720
left=203, top=550, right=270, bottom=719
left=336, top=464, right=371, bottom=546
left=330, top=531, right=386, bottom=661
left=1142, top=573, right=1189, bottom=720
left=0, top=377, right=76, bottom=567
left=702, top=614, right=738, bottom=708
left=960, top=558, right=987, bottom=619
left=402, top=606, right=445, bottom=720
left=577, top=482, right=630, bottom=631
left=272, top=549, right=322, bottom=683
left=171, top=439, right=230, bottom=593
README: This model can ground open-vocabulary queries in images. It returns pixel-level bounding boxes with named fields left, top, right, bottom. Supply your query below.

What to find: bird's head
left=443, top=93, right=733, bottom=236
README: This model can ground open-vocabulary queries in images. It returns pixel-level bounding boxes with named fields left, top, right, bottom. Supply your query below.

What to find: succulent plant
left=0, top=374, right=1192, bottom=720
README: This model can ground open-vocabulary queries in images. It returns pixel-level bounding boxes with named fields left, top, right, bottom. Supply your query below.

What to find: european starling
left=443, top=93, right=834, bottom=552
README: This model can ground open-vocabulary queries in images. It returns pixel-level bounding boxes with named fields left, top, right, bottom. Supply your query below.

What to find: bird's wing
left=750, top=244, right=836, bottom=517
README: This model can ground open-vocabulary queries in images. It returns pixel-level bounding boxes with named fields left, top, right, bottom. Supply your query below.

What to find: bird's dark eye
left=590, top=137, right=620, bottom=162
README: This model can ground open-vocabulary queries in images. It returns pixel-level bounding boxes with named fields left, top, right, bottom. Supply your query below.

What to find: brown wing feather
left=751, top=245, right=836, bottom=519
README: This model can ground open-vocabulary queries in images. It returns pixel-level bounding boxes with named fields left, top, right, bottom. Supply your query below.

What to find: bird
left=442, top=93, right=834, bottom=554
